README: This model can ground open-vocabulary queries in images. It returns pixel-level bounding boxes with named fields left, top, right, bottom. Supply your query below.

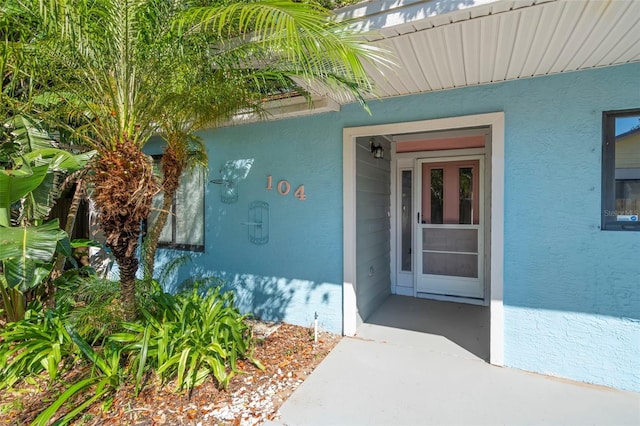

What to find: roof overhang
left=332, top=0, right=640, bottom=101
left=236, top=0, right=640, bottom=121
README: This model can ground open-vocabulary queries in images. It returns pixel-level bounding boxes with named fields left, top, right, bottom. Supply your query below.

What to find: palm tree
left=141, top=41, right=245, bottom=281
left=142, top=38, right=291, bottom=280
left=22, top=0, right=387, bottom=320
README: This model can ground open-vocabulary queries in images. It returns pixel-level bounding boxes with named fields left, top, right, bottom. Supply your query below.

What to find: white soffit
left=334, top=0, right=640, bottom=100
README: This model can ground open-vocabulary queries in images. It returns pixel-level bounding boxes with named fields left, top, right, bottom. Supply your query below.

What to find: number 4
left=294, top=185, right=306, bottom=201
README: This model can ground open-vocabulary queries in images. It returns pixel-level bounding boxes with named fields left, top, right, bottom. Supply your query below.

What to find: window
left=150, top=161, right=205, bottom=250
left=602, top=109, right=640, bottom=231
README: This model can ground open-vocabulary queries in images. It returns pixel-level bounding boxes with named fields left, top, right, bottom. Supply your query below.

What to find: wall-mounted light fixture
left=209, top=159, right=255, bottom=204
left=210, top=178, right=238, bottom=203
left=370, top=138, right=384, bottom=159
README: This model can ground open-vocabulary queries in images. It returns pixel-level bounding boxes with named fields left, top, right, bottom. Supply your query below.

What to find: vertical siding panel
left=533, top=1, right=582, bottom=75
left=429, top=29, right=455, bottom=89
left=548, top=0, right=607, bottom=74
left=598, top=5, right=640, bottom=65
left=519, top=2, right=562, bottom=77
left=506, top=7, right=542, bottom=79
left=413, top=32, right=443, bottom=91
left=390, top=38, right=421, bottom=94
left=443, top=24, right=466, bottom=87
left=356, top=136, right=391, bottom=322
left=492, top=15, right=519, bottom=82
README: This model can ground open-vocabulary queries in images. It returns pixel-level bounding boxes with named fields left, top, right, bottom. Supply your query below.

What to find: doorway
left=343, top=112, right=505, bottom=366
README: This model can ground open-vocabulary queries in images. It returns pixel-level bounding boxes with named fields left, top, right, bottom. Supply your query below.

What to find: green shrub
left=31, top=328, right=124, bottom=426
left=113, top=285, right=263, bottom=394
left=2, top=278, right=264, bottom=423
left=0, top=309, right=73, bottom=388
left=57, top=277, right=124, bottom=343
left=0, top=305, right=75, bottom=389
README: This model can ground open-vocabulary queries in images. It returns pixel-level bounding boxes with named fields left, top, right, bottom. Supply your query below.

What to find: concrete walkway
left=269, top=296, right=640, bottom=426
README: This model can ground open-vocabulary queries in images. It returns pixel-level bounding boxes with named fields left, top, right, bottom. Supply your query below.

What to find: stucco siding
left=158, top=62, right=640, bottom=391
left=505, top=308, right=639, bottom=392
left=153, top=114, right=348, bottom=333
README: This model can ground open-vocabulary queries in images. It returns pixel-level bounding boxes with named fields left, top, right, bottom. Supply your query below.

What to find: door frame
left=343, top=112, right=505, bottom=366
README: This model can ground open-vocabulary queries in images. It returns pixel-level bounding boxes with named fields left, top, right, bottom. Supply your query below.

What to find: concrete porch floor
left=269, top=295, right=640, bottom=426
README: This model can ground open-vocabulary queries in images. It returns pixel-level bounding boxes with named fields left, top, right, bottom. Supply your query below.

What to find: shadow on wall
left=154, top=253, right=294, bottom=321
left=210, top=158, right=254, bottom=204
left=153, top=251, right=201, bottom=293
left=152, top=251, right=300, bottom=322
left=219, top=273, right=294, bottom=322
left=156, top=267, right=295, bottom=323
left=152, top=248, right=342, bottom=332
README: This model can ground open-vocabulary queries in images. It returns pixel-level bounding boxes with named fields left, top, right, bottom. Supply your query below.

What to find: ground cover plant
left=0, top=321, right=339, bottom=425
left=0, top=278, right=268, bottom=424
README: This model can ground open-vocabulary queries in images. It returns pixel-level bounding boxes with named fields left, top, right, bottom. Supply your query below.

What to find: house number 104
left=266, top=175, right=306, bottom=200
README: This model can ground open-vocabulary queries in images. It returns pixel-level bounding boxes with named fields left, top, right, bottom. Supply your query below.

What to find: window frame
left=151, top=155, right=206, bottom=251
left=601, top=108, right=640, bottom=231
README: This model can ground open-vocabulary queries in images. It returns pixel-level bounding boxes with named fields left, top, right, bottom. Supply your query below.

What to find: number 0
left=277, top=180, right=290, bottom=195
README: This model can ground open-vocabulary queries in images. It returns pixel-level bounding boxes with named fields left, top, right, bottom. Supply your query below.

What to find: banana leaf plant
left=0, top=153, right=68, bottom=321
left=1, top=115, right=95, bottom=225
left=0, top=116, right=94, bottom=321
left=0, top=220, right=70, bottom=321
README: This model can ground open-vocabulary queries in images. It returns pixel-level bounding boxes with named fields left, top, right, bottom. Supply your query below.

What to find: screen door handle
left=417, top=212, right=420, bottom=223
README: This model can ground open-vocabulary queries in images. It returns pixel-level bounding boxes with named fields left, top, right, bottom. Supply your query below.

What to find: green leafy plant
left=0, top=220, right=74, bottom=322
left=1, top=275, right=264, bottom=423
left=31, top=328, right=124, bottom=426
left=57, top=276, right=123, bottom=343
left=0, top=306, right=74, bottom=389
left=0, top=301, right=124, bottom=425
left=0, top=116, right=95, bottom=321
left=113, top=285, right=263, bottom=394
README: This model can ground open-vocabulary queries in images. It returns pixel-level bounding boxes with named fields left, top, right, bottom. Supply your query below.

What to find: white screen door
left=415, top=156, right=484, bottom=299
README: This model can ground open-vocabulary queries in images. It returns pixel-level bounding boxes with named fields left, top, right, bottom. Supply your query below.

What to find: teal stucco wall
left=153, top=112, right=350, bottom=333
left=159, top=62, right=640, bottom=392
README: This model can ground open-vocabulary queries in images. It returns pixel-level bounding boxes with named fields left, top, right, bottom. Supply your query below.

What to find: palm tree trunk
left=143, top=192, right=173, bottom=281
left=111, top=237, right=139, bottom=321
left=143, top=144, right=184, bottom=282
left=90, top=138, right=157, bottom=321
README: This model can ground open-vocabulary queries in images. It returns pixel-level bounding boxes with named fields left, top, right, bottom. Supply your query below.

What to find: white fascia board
left=227, top=96, right=340, bottom=126
left=335, top=0, right=502, bottom=32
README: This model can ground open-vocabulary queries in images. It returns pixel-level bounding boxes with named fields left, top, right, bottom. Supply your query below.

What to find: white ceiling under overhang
left=325, top=0, right=640, bottom=101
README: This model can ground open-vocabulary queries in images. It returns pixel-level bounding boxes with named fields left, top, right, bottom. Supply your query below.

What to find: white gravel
left=200, top=368, right=305, bottom=425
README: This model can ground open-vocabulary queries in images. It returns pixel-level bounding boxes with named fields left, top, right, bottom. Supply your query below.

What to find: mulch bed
left=0, top=323, right=341, bottom=426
